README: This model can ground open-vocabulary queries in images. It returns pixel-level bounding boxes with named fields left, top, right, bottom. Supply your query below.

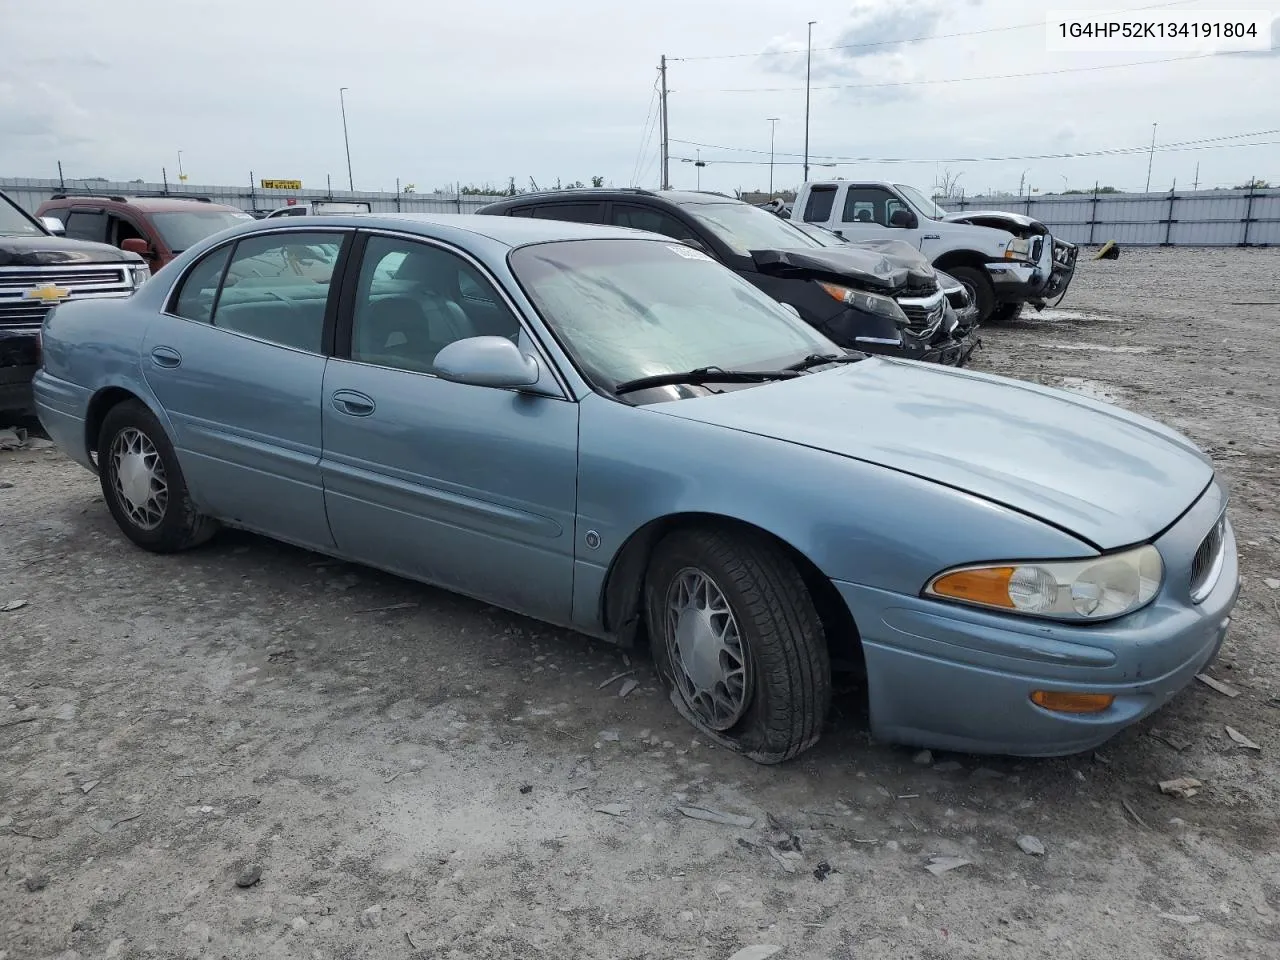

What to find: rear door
left=142, top=228, right=349, bottom=550
left=319, top=231, right=580, bottom=622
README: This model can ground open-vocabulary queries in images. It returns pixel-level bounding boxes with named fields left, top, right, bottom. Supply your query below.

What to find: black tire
left=645, top=527, right=832, bottom=764
left=989, top=302, right=1024, bottom=325
left=945, top=266, right=996, bottom=325
left=97, top=399, right=218, bottom=553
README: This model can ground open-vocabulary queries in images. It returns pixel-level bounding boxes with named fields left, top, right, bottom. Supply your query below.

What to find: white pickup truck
left=790, top=180, right=1078, bottom=324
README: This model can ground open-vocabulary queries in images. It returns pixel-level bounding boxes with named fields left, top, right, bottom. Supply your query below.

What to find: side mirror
left=121, top=238, right=153, bottom=258
left=433, top=336, right=541, bottom=389
left=889, top=209, right=918, bottom=229
left=40, top=216, right=66, bottom=236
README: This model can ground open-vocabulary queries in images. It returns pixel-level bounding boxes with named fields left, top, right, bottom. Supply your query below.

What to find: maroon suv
left=35, top=194, right=254, bottom=273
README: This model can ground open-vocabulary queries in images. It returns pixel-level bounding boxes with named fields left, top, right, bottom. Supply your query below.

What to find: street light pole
left=1145, top=121, right=1157, bottom=193
left=339, top=87, right=354, bottom=192
left=767, top=117, right=779, bottom=194
left=804, top=20, right=816, bottom=182
left=177, top=150, right=185, bottom=182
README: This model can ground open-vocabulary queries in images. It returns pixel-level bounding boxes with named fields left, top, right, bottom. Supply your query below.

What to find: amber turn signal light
left=929, top=566, right=1017, bottom=608
left=1030, top=691, right=1116, bottom=714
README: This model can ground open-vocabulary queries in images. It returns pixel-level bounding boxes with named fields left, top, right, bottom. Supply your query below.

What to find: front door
left=320, top=233, right=580, bottom=623
left=141, top=229, right=348, bottom=550
left=830, top=186, right=920, bottom=245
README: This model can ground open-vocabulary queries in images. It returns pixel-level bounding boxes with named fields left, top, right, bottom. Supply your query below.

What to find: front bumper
left=0, top=327, right=40, bottom=415
left=986, top=235, right=1078, bottom=306
left=830, top=488, right=1240, bottom=756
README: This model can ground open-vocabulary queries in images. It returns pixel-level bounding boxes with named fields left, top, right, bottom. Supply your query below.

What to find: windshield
left=0, top=195, right=45, bottom=237
left=510, top=238, right=837, bottom=397
left=151, top=209, right=254, bottom=252
left=684, top=202, right=825, bottom=256
left=894, top=184, right=947, bottom=221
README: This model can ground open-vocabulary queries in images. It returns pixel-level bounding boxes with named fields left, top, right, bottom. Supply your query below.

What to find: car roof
left=222, top=212, right=667, bottom=248
left=482, top=188, right=744, bottom=209
left=41, top=195, right=243, bottom=214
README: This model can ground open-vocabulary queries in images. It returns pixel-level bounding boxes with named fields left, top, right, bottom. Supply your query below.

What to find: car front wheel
left=98, top=399, right=218, bottom=552
left=645, top=527, right=832, bottom=764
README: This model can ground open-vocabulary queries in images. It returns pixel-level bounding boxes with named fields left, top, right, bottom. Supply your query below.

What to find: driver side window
left=349, top=236, right=521, bottom=375
left=840, top=188, right=906, bottom=227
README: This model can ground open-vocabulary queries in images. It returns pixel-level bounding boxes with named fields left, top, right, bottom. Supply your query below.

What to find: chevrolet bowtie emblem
left=25, top=282, right=72, bottom=303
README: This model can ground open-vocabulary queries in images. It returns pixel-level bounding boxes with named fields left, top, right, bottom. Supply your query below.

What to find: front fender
left=570, top=392, right=1094, bottom=633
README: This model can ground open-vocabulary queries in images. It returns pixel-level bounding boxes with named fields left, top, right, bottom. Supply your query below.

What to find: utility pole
left=339, top=87, right=354, bottom=192
left=803, top=20, right=816, bottom=182
left=1145, top=121, right=1157, bottom=193
left=767, top=117, right=780, bottom=194
left=1192, top=162, right=1200, bottom=191
left=659, top=56, right=670, bottom=190
left=695, top=149, right=702, bottom=190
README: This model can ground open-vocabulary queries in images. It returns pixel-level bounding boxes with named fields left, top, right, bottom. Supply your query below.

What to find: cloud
left=0, top=75, right=95, bottom=149
left=757, top=0, right=984, bottom=99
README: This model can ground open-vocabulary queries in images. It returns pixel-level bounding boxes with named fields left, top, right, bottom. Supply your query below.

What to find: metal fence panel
left=5, top=177, right=1276, bottom=246
left=942, top=188, right=1277, bottom=246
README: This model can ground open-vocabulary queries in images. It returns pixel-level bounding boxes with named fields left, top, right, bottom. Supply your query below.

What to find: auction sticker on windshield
left=667, top=244, right=714, bottom=262
left=1046, top=10, right=1272, bottom=52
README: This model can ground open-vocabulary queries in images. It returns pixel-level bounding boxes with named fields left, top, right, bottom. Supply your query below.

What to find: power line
left=699, top=52, right=1227, bottom=94
left=665, top=129, right=1280, bottom=166
left=630, top=76, right=660, bottom=187
left=670, top=0, right=1203, bottom=62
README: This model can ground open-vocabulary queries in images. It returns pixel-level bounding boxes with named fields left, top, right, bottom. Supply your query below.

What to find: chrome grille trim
left=896, top=289, right=947, bottom=338
left=1189, top=513, right=1227, bottom=604
left=0, top=263, right=134, bottom=328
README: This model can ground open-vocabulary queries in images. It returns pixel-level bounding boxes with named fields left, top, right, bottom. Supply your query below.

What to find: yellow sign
left=260, top=179, right=302, bottom=190
left=25, top=283, right=71, bottom=303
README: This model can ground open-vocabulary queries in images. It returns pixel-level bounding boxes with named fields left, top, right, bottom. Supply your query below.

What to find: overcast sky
left=2, top=0, right=1276, bottom=197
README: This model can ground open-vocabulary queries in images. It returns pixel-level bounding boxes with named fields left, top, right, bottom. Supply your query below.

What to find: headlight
left=129, top=263, right=151, bottom=288
left=924, top=544, right=1164, bottom=622
left=818, top=282, right=908, bottom=325
left=1004, top=238, right=1032, bottom=260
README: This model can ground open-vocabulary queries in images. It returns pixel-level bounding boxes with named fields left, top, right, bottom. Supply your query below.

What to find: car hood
left=656, top=357, right=1213, bottom=550
left=750, top=244, right=936, bottom=293
left=0, top=235, right=141, bottom=267
left=942, top=210, right=1048, bottom=234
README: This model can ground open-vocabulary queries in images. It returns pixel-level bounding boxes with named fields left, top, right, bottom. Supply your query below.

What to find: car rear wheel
left=945, top=266, right=996, bottom=324
left=645, top=527, right=831, bottom=764
left=98, top=400, right=218, bottom=553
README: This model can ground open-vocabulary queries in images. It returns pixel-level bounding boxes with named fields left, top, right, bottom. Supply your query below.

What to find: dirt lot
left=2, top=247, right=1279, bottom=960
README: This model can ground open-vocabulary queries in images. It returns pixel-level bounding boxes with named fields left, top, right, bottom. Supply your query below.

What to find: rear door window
left=209, top=232, right=344, bottom=353
left=802, top=186, right=837, bottom=223
left=609, top=204, right=698, bottom=242
left=528, top=203, right=605, bottom=224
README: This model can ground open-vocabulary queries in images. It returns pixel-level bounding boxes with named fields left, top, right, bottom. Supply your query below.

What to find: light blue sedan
left=33, top=214, right=1240, bottom=763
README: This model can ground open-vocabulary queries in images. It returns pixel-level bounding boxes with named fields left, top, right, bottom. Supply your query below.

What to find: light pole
left=177, top=150, right=185, bottom=182
left=767, top=117, right=780, bottom=194
left=804, top=20, right=816, bottom=182
left=339, top=87, right=354, bottom=192
left=1145, top=122, right=1157, bottom=193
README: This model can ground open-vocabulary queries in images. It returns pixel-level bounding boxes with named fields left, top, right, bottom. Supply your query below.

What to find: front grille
left=0, top=267, right=126, bottom=288
left=1189, top=513, right=1227, bottom=603
left=0, top=264, right=134, bottom=328
left=896, top=289, right=947, bottom=337
left=0, top=303, right=51, bottom=327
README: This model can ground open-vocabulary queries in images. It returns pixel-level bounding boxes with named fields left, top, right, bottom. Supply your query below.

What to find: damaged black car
left=477, top=189, right=976, bottom=366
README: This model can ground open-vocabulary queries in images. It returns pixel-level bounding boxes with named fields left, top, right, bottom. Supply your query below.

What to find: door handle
left=923, top=234, right=941, bottom=240
left=331, top=389, right=375, bottom=417
left=150, top=345, right=182, bottom=368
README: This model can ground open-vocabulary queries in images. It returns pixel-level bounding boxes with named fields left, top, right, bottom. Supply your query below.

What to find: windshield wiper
left=613, top=366, right=801, bottom=396
left=785, top=352, right=865, bottom=371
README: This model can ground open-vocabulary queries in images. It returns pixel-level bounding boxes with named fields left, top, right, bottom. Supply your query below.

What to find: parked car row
left=27, top=207, right=1240, bottom=764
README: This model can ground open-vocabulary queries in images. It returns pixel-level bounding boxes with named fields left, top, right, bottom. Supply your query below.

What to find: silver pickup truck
left=791, top=180, right=1078, bottom=324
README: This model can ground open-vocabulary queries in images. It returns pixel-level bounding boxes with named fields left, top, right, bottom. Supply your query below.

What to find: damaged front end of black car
left=747, top=238, right=980, bottom=367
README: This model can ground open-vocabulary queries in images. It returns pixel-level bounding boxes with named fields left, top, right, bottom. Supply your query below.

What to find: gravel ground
left=2, top=247, right=1279, bottom=960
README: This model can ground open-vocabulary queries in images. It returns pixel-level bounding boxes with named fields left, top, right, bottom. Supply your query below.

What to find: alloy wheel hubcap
left=665, top=567, right=751, bottom=730
left=110, top=427, right=168, bottom=530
